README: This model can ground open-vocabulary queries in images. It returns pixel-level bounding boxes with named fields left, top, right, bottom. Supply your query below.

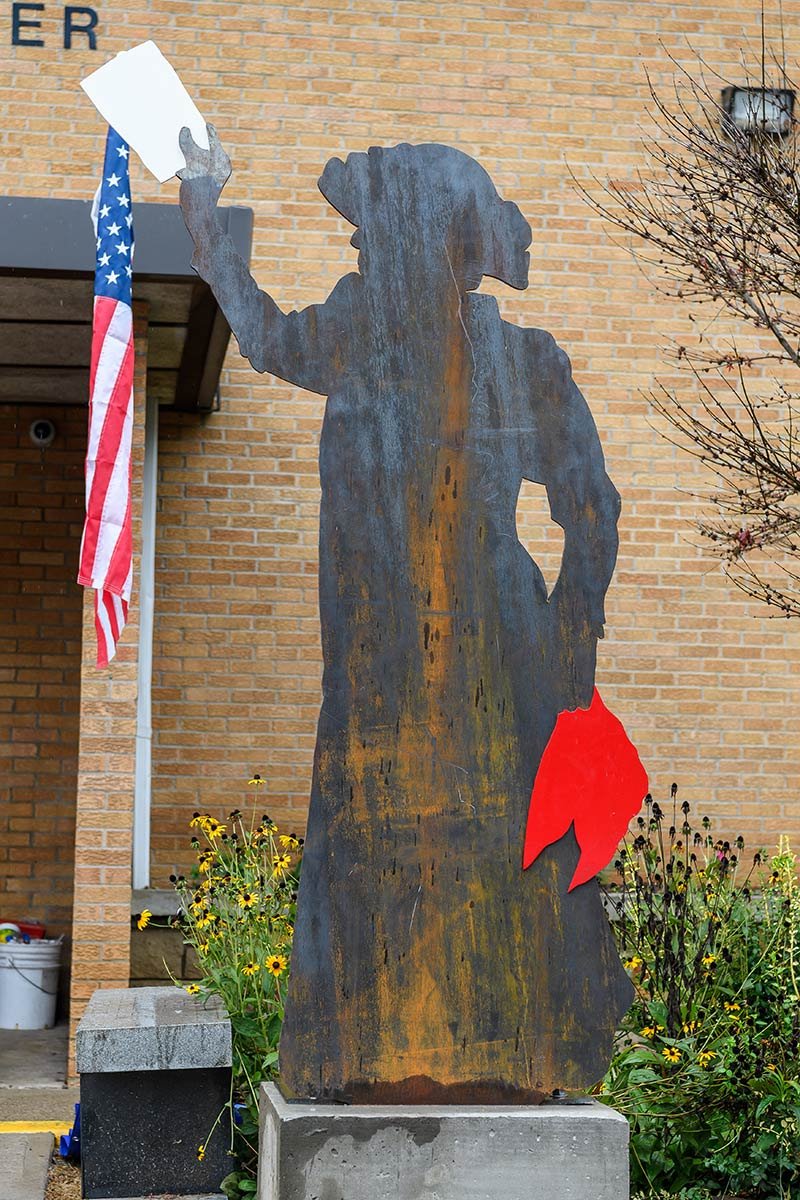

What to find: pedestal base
left=259, top=1083, right=629, bottom=1200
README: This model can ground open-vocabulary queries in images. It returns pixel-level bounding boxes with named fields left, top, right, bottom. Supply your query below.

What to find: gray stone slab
left=259, top=1083, right=629, bottom=1200
left=75, top=987, right=231, bottom=1074
left=0, top=1132, right=53, bottom=1200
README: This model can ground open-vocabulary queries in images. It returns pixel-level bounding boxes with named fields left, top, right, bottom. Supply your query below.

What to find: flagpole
left=133, top=384, right=158, bottom=891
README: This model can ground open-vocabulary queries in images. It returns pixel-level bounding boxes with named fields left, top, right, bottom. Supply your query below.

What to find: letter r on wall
left=64, top=5, right=98, bottom=49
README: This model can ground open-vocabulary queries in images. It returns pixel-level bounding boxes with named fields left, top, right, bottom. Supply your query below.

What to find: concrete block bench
left=76, top=986, right=232, bottom=1199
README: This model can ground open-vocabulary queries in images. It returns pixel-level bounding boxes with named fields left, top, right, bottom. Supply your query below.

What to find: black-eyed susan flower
left=266, top=954, right=288, bottom=977
left=238, top=891, right=258, bottom=909
left=623, top=955, right=643, bottom=972
left=702, top=953, right=717, bottom=969
left=136, top=908, right=152, bottom=931
left=697, top=1050, right=716, bottom=1068
left=279, top=834, right=300, bottom=850
left=639, top=1025, right=656, bottom=1039
left=186, top=984, right=201, bottom=996
left=242, top=961, right=260, bottom=976
left=205, top=818, right=226, bottom=841
left=724, top=1001, right=742, bottom=1019
left=681, top=1020, right=699, bottom=1034
left=662, top=1046, right=681, bottom=1064
left=273, top=853, right=292, bottom=876
left=197, top=1144, right=206, bottom=1161
left=248, top=773, right=265, bottom=786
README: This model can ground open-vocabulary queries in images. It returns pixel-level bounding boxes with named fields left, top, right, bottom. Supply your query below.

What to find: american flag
left=78, top=127, right=135, bottom=668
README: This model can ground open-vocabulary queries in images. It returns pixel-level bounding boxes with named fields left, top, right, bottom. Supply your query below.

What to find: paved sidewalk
left=0, top=1085, right=78, bottom=1131
left=0, top=1025, right=68, bottom=1089
left=1, top=1132, right=53, bottom=1200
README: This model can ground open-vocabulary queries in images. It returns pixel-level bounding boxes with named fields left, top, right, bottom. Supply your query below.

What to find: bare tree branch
left=576, top=44, right=800, bottom=616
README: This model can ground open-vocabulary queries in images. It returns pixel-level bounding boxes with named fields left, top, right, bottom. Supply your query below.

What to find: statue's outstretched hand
left=177, top=123, right=231, bottom=191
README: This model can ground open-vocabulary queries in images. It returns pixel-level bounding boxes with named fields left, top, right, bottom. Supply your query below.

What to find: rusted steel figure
left=179, top=128, right=633, bottom=1103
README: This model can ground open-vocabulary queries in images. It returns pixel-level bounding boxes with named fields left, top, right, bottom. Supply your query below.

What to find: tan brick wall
left=4, top=1, right=800, bottom=893
left=0, top=403, right=85, bottom=1005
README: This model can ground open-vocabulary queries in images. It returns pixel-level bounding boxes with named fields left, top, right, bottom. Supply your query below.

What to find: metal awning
left=0, top=196, right=253, bottom=411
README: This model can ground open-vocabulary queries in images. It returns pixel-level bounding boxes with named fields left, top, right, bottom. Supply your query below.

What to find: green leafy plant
left=170, top=783, right=301, bottom=1197
left=600, top=788, right=800, bottom=1198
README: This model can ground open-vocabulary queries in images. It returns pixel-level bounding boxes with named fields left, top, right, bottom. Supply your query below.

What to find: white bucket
left=0, top=939, right=62, bottom=1030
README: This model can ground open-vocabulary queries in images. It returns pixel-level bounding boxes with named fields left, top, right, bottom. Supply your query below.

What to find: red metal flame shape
left=523, top=688, right=648, bottom=891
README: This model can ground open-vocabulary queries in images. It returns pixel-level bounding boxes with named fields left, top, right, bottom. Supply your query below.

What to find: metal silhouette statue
left=179, top=127, right=647, bottom=1104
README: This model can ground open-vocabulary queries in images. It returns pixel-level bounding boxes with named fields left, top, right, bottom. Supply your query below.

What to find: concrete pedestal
left=259, top=1083, right=629, bottom=1200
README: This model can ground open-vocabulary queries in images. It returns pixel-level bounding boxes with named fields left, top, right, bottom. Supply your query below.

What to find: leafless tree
left=579, top=45, right=800, bottom=616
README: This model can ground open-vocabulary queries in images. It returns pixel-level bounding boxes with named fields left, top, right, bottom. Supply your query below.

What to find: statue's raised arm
left=178, top=125, right=354, bottom=397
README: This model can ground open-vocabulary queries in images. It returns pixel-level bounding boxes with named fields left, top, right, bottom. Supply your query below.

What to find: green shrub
left=600, top=788, right=800, bottom=1198
left=171, top=785, right=301, bottom=1197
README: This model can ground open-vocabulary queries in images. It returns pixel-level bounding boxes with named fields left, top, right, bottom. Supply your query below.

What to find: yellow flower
left=623, top=956, right=643, bottom=972
left=701, top=954, right=716, bottom=969
left=136, top=909, right=152, bottom=931
left=273, top=853, right=292, bottom=876
left=697, top=1050, right=716, bottom=1068
left=639, top=1026, right=656, bottom=1039
left=205, top=818, right=226, bottom=841
left=196, top=915, right=213, bottom=930
left=766, top=1063, right=778, bottom=1072
left=198, top=854, right=213, bottom=874
left=279, top=834, right=300, bottom=850
left=248, top=773, right=265, bottom=786
left=238, top=891, right=258, bottom=909
left=190, top=813, right=207, bottom=828
left=197, top=1144, right=206, bottom=1162
left=681, top=1020, right=699, bottom=1034
left=662, top=1046, right=681, bottom=1064
left=723, top=1001, right=742, bottom=1019
left=198, top=941, right=209, bottom=955
left=185, top=984, right=201, bottom=996
left=242, top=961, right=260, bottom=976
left=266, top=954, right=288, bottom=977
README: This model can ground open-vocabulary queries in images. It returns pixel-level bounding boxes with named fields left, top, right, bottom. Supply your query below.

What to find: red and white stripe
left=78, top=294, right=135, bottom=667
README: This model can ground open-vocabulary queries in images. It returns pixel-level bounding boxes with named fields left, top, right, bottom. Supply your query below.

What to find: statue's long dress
left=181, top=163, right=632, bottom=1104
left=277, top=281, right=630, bottom=1102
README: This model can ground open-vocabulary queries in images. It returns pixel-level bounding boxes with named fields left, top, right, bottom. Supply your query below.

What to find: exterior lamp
left=721, top=86, right=795, bottom=136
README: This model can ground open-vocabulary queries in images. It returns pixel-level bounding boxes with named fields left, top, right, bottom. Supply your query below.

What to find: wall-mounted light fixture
left=721, top=86, right=795, bottom=136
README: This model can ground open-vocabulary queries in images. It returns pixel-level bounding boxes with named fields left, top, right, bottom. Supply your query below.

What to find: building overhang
left=0, top=196, right=253, bottom=412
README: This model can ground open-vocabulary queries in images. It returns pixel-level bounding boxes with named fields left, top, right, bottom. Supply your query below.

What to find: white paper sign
left=81, top=41, right=209, bottom=183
